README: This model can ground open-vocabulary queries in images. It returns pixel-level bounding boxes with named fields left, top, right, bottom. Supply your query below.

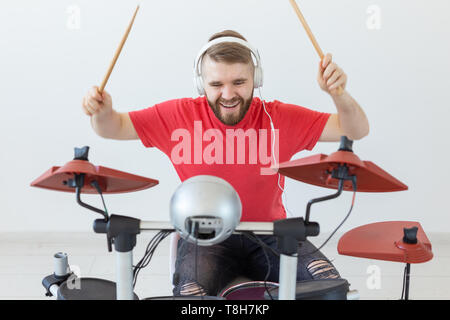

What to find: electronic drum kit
left=30, top=137, right=433, bottom=300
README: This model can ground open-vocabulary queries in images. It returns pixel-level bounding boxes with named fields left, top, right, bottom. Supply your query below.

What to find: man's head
left=199, top=30, right=258, bottom=126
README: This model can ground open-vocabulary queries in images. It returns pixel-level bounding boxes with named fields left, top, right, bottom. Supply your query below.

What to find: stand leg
left=279, top=254, right=298, bottom=300
left=405, top=263, right=410, bottom=300
left=116, top=251, right=134, bottom=300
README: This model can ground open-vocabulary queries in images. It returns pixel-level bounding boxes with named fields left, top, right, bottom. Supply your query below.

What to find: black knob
left=305, top=222, right=320, bottom=237
left=338, top=136, right=353, bottom=152
left=74, top=146, right=90, bottom=160
left=403, top=226, right=418, bottom=244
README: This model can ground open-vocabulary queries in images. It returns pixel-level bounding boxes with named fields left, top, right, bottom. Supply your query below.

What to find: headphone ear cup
left=195, top=75, right=205, bottom=95
left=254, top=66, right=263, bottom=89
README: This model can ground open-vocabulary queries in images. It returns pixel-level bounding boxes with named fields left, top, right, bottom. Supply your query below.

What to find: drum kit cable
left=30, top=1, right=433, bottom=300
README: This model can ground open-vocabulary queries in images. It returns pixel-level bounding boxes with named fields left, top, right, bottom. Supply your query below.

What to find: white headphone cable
left=258, top=87, right=294, bottom=218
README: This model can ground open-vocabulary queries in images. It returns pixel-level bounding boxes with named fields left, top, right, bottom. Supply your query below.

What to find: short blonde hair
left=204, top=30, right=253, bottom=65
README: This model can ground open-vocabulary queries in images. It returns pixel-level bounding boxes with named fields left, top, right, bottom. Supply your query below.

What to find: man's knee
left=179, top=281, right=207, bottom=296
left=307, top=259, right=340, bottom=280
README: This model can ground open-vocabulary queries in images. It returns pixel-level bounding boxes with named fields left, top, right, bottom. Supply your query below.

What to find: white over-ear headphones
left=193, top=36, right=263, bottom=96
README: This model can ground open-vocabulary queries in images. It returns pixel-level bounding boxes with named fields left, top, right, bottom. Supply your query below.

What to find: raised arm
left=82, top=86, right=138, bottom=140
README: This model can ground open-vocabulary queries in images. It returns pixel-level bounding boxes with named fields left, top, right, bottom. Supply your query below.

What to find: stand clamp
left=274, top=218, right=320, bottom=255
left=42, top=273, right=73, bottom=297
left=94, top=215, right=141, bottom=252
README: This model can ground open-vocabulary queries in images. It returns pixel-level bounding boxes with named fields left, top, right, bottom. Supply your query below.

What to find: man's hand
left=317, top=53, right=369, bottom=142
left=82, top=86, right=113, bottom=117
left=82, top=86, right=138, bottom=140
left=317, top=53, right=347, bottom=97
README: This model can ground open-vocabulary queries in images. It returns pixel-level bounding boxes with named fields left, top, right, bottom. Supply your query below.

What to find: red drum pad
left=31, top=159, right=158, bottom=194
left=338, top=221, right=433, bottom=263
left=275, top=151, right=408, bottom=193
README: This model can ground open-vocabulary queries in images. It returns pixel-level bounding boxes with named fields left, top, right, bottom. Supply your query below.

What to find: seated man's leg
left=241, top=235, right=281, bottom=282
left=296, top=240, right=341, bottom=280
left=243, top=236, right=340, bottom=281
left=172, top=235, right=243, bottom=296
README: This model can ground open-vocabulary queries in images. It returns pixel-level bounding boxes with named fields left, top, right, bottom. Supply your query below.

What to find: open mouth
left=220, top=101, right=240, bottom=109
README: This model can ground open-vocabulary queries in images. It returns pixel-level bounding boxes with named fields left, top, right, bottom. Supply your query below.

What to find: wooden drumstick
left=98, top=5, right=140, bottom=94
left=288, top=0, right=343, bottom=95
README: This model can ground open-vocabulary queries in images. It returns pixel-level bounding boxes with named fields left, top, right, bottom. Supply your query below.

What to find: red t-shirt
left=129, top=96, right=330, bottom=222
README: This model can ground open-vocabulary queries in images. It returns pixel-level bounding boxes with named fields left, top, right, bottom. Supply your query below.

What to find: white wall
left=0, top=0, right=449, bottom=234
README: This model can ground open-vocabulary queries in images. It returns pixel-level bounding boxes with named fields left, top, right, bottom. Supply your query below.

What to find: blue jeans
left=172, top=234, right=341, bottom=296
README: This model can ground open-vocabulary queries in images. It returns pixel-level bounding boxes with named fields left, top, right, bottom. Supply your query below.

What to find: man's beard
left=207, top=94, right=253, bottom=126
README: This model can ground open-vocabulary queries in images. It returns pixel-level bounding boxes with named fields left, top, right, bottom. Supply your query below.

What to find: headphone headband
left=193, top=36, right=263, bottom=95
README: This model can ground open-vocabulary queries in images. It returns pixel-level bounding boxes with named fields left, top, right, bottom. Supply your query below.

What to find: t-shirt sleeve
left=274, top=100, right=331, bottom=155
left=128, top=99, right=182, bottom=153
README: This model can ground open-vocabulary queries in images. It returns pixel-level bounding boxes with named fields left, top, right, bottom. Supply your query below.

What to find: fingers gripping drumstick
left=98, top=5, right=140, bottom=94
left=288, top=0, right=343, bottom=95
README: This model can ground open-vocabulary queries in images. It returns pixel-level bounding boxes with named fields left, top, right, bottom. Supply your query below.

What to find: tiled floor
left=0, top=231, right=448, bottom=300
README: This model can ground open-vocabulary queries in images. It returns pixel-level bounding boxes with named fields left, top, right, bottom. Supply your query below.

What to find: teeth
left=221, top=102, right=239, bottom=108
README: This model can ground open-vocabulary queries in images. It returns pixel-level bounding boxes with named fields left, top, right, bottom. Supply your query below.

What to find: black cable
left=241, top=231, right=275, bottom=300
left=192, top=223, right=199, bottom=287
left=171, top=221, right=205, bottom=298
left=241, top=232, right=280, bottom=257
left=133, top=230, right=172, bottom=288
left=134, top=231, right=163, bottom=271
left=191, top=222, right=204, bottom=300
left=298, top=187, right=357, bottom=259
left=172, top=224, right=203, bottom=297
left=91, top=181, right=109, bottom=217
left=133, top=232, right=164, bottom=287
left=137, top=231, right=170, bottom=284
left=401, top=264, right=407, bottom=300
left=90, top=180, right=109, bottom=220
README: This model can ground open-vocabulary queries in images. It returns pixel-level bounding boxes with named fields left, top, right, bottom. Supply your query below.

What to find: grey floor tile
left=1, top=232, right=449, bottom=300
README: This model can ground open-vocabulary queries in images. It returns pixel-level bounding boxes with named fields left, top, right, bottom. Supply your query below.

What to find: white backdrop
left=0, top=0, right=449, bottom=234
